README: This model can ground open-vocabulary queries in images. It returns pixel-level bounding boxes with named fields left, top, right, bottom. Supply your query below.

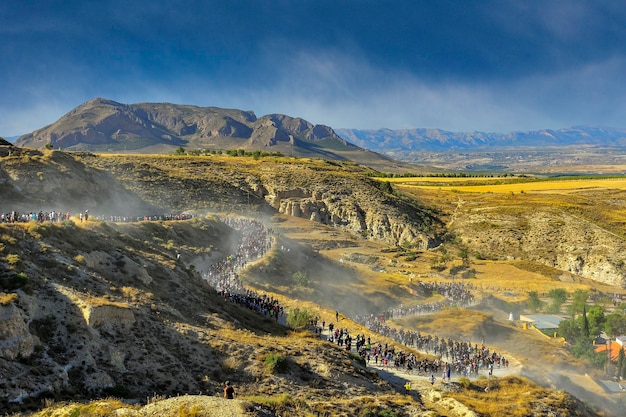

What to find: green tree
left=286, top=307, right=314, bottom=329
left=174, top=146, right=186, bottom=155
left=605, top=312, right=626, bottom=337
left=582, top=304, right=590, bottom=338
left=586, top=306, right=606, bottom=338
left=571, top=338, right=608, bottom=369
left=547, top=288, right=567, bottom=313
left=569, top=289, right=589, bottom=315
left=458, top=247, right=470, bottom=267
left=527, top=291, right=544, bottom=313
left=558, top=318, right=581, bottom=343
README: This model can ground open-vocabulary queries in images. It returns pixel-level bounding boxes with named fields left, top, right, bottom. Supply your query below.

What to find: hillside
left=0, top=210, right=602, bottom=416
left=0, top=149, right=621, bottom=415
left=0, top=216, right=413, bottom=415
left=14, top=98, right=399, bottom=170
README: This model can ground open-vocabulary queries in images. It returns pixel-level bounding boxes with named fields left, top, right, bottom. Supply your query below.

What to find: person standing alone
left=224, top=381, right=234, bottom=399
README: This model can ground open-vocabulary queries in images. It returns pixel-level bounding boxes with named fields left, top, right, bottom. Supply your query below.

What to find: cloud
left=213, top=47, right=626, bottom=132
left=2, top=1, right=625, bottom=136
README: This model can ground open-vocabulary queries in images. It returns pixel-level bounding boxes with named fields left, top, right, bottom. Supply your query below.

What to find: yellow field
left=384, top=176, right=626, bottom=194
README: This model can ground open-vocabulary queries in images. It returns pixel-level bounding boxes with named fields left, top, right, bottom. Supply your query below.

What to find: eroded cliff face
left=0, top=304, right=38, bottom=360
left=0, top=218, right=242, bottom=405
left=263, top=184, right=437, bottom=248
left=451, top=203, right=626, bottom=287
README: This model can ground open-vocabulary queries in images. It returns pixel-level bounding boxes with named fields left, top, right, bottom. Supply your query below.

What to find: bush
left=5, top=253, right=21, bottom=267
left=263, top=353, right=288, bottom=374
left=103, top=384, right=134, bottom=398
left=458, top=376, right=471, bottom=389
left=527, top=291, right=544, bottom=313
left=3, top=272, right=31, bottom=292
left=286, top=307, right=315, bottom=329
left=292, top=271, right=310, bottom=287
left=350, top=353, right=366, bottom=367
left=0, top=292, right=18, bottom=306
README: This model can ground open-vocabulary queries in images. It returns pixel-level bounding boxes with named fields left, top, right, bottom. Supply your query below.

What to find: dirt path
left=317, top=325, right=522, bottom=417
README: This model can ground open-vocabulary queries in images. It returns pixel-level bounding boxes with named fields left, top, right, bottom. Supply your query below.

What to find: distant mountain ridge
left=335, top=126, right=626, bottom=152
left=15, top=98, right=390, bottom=165
left=15, top=98, right=626, bottom=171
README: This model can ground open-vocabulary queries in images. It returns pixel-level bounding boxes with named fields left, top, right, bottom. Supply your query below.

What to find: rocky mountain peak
left=14, top=99, right=376, bottom=163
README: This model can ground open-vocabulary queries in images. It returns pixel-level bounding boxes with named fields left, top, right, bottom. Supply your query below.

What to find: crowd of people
left=343, top=280, right=510, bottom=380
left=201, top=216, right=282, bottom=321
left=1, top=210, right=72, bottom=223
left=92, top=213, right=194, bottom=222
left=360, top=280, right=475, bottom=323
left=2, top=207, right=507, bottom=381
left=0, top=209, right=193, bottom=224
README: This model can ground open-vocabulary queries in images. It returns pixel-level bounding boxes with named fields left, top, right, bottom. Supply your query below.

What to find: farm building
left=594, top=337, right=626, bottom=362
left=519, top=314, right=566, bottom=331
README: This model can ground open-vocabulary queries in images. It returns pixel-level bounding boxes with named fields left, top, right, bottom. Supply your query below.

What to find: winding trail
left=203, top=215, right=524, bottom=415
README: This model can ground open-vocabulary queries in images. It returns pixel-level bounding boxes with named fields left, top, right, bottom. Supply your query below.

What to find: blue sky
left=1, top=0, right=625, bottom=137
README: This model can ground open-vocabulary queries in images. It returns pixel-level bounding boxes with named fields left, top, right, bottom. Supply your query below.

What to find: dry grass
left=394, top=307, right=491, bottom=337
left=468, top=260, right=593, bottom=301
left=24, top=398, right=140, bottom=417
left=447, top=376, right=575, bottom=417
left=0, top=292, right=19, bottom=306
left=386, top=175, right=626, bottom=194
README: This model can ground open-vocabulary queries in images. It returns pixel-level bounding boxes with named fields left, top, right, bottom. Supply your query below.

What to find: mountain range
left=14, top=98, right=390, bottom=165
left=335, top=126, right=626, bottom=153
left=10, top=98, right=626, bottom=173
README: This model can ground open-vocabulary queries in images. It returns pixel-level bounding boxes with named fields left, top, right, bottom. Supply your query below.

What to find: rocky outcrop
left=83, top=251, right=153, bottom=285
left=0, top=303, right=38, bottom=360
left=452, top=205, right=626, bottom=287
left=262, top=179, right=442, bottom=248
left=82, top=304, right=135, bottom=329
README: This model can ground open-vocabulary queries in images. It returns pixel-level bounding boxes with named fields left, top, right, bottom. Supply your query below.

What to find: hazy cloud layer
left=1, top=0, right=625, bottom=136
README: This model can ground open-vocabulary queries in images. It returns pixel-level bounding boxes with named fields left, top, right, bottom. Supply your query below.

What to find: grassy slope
left=1, top=152, right=617, bottom=416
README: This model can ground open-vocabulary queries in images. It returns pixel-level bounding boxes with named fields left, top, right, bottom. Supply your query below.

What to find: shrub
left=103, top=384, right=134, bottom=398
left=221, top=356, right=239, bottom=374
left=292, top=271, right=310, bottom=287
left=458, top=376, right=471, bottom=389
left=350, top=353, right=366, bottom=367
left=527, top=291, right=544, bottom=313
left=5, top=253, right=21, bottom=267
left=246, top=394, right=296, bottom=414
left=286, top=307, right=314, bottom=329
left=74, top=254, right=86, bottom=264
left=0, top=292, right=18, bottom=306
left=3, top=272, right=31, bottom=292
left=263, top=353, right=288, bottom=374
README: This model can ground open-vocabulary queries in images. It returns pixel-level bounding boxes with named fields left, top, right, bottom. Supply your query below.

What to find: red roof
left=595, top=341, right=625, bottom=362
